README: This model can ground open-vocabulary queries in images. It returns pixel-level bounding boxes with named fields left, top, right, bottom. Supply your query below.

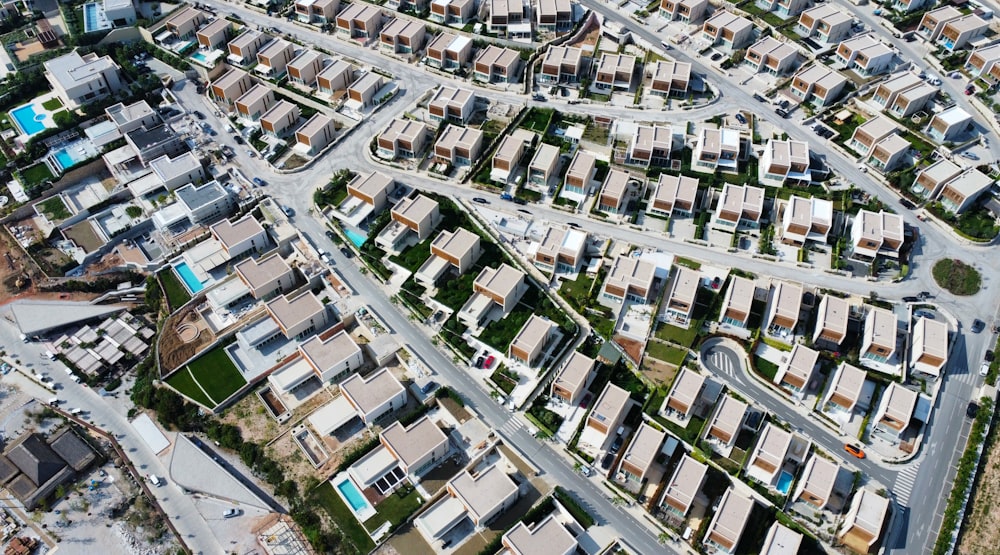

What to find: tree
left=52, top=110, right=78, bottom=129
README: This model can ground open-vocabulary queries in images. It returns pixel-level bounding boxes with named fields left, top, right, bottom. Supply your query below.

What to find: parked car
left=233, top=135, right=245, bottom=145
left=252, top=177, right=266, bottom=187
left=844, top=444, right=865, bottom=459
left=532, top=94, right=547, bottom=102
left=193, top=110, right=206, bottom=120
left=580, top=466, right=593, bottom=477
left=902, top=296, right=919, bottom=302
left=980, top=362, right=990, bottom=377
left=340, top=247, right=353, bottom=258
left=967, top=402, right=980, bottom=418
left=609, top=435, right=624, bottom=455
left=986, top=350, right=995, bottom=362
left=472, top=197, right=490, bottom=204
left=223, top=508, right=241, bottom=518
left=325, top=230, right=335, bottom=239
left=475, top=356, right=484, bottom=369
left=900, top=199, right=916, bottom=210
left=961, top=151, right=979, bottom=160
left=483, top=355, right=496, bottom=369
left=281, top=205, right=294, bottom=217
left=710, top=52, right=723, bottom=61
left=734, top=113, right=747, bottom=125
left=973, top=319, right=986, bottom=333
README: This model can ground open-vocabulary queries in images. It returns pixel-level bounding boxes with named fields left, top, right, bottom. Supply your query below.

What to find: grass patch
left=38, top=196, right=71, bottom=220
left=158, top=269, right=192, bottom=309
left=186, top=345, right=246, bottom=403
left=554, top=486, right=595, bottom=528
left=558, top=272, right=595, bottom=306
left=932, top=258, right=981, bottom=296
left=674, top=256, right=702, bottom=270
left=164, top=368, right=213, bottom=407
left=313, top=481, right=377, bottom=554
left=363, top=484, right=423, bottom=533
left=20, top=163, right=54, bottom=186
left=754, top=356, right=779, bottom=381
left=41, top=97, right=63, bottom=110
left=646, top=341, right=687, bottom=366
left=653, top=321, right=700, bottom=348
left=521, top=107, right=554, bottom=133
left=490, top=365, right=518, bottom=395
left=527, top=398, right=564, bottom=436
left=388, top=239, right=432, bottom=272
left=926, top=202, right=999, bottom=241
left=655, top=414, right=705, bottom=445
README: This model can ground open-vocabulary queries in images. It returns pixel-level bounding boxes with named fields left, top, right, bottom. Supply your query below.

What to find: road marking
left=499, top=416, right=525, bottom=438
left=894, top=462, right=921, bottom=505
left=711, top=352, right=735, bottom=375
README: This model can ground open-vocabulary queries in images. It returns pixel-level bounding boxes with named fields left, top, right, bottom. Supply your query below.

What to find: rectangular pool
left=10, top=105, right=46, bottom=136
left=344, top=228, right=367, bottom=247
left=174, top=262, right=205, bottom=294
left=336, top=479, right=370, bottom=512
left=776, top=470, right=794, bottom=495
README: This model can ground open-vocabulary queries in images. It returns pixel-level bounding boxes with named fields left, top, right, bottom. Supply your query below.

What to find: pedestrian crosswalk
left=709, top=351, right=737, bottom=376
left=498, top=416, right=526, bottom=438
left=894, top=462, right=921, bottom=505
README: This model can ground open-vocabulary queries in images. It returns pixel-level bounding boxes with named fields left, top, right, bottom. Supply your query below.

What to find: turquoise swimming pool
left=174, top=262, right=205, bottom=293
left=10, top=105, right=46, bottom=136
left=336, top=479, right=369, bottom=512
left=776, top=471, right=794, bottom=495
left=344, top=228, right=367, bottom=247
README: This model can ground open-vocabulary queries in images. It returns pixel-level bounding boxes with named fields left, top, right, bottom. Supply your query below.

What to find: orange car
left=844, top=444, right=866, bottom=459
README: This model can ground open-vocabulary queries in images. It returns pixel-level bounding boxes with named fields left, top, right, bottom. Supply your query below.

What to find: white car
left=981, top=362, right=990, bottom=377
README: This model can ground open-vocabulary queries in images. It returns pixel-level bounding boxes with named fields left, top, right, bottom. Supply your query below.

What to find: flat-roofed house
left=649, top=174, right=698, bottom=218
left=744, top=37, right=799, bottom=76
left=536, top=0, right=573, bottom=32
left=428, top=86, right=475, bottom=124
left=823, top=362, right=867, bottom=413
left=44, top=51, right=123, bottom=110
left=594, top=53, right=636, bottom=91
left=692, top=127, right=740, bottom=173
left=429, top=227, right=481, bottom=274
left=703, top=488, right=755, bottom=554
left=705, top=395, right=748, bottom=452
left=377, top=118, right=430, bottom=159
left=851, top=210, right=903, bottom=259
left=165, top=6, right=207, bottom=39
left=340, top=367, right=407, bottom=425
left=502, top=515, right=577, bottom=555
left=211, top=214, right=267, bottom=258
left=295, top=113, right=337, bottom=155
left=617, top=422, right=665, bottom=485
left=235, top=253, right=295, bottom=300
left=871, top=72, right=922, bottom=111
left=794, top=455, right=840, bottom=509
left=227, top=30, right=272, bottom=67
left=711, top=184, right=765, bottom=232
left=796, top=5, right=852, bottom=43
left=764, top=281, right=803, bottom=336
left=459, top=263, right=527, bottom=327
left=835, top=34, right=894, bottom=77
left=781, top=195, right=832, bottom=245
left=917, top=6, right=962, bottom=41
left=910, top=316, right=948, bottom=377
left=540, top=46, right=584, bottom=84
left=907, top=75, right=964, bottom=123
left=234, top=84, right=276, bottom=121
left=267, top=291, right=330, bottom=341
left=527, top=143, right=560, bottom=188
left=965, top=44, right=1000, bottom=83
left=490, top=132, right=529, bottom=183
left=838, top=489, right=890, bottom=553
left=861, top=307, right=897, bottom=366
left=429, top=0, right=475, bottom=23
left=935, top=168, right=994, bottom=214
left=287, top=50, right=324, bottom=86
left=381, top=416, right=450, bottom=476
left=488, top=0, right=527, bottom=37
left=433, top=124, right=483, bottom=166
left=197, top=18, right=232, bottom=50
left=720, top=276, right=755, bottom=328
left=745, top=422, right=792, bottom=486
left=790, top=64, right=847, bottom=106
left=551, top=351, right=596, bottom=405
left=474, top=45, right=521, bottom=83
left=649, top=60, right=692, bottom=96
left=563, top=150, right=596, bottom=194
left=659, top=0, right=707, bottom=23
left=597, top=169, right=633, bottom=214
left=583, top=383, right=631, bottom=450
left=347, top=171, right=395, bottom=213
left=664, top=367, right=706, bottom=421
left=759, top=139, right=811, bottom=186
left=534, top=226, right=587, bottom=274
left=255, top=39, right=296, bottom=79
left=867, top=134, right=910, bottom=173
left=873, top=382, right=918, bottom=437
left=874, top=73, right=937, bottom=117
left=509, top=315, right=557, bottom=367
left=379, top=18, right=426, bottom=55
left=761, top=523, right=803, bottom=555
left=628, top=124, right=678, bottom=167
left=774, top=343, right=819, bottom=395
left=336, top=4, right=384, bottom=41
left=347, top=72, right=385, bottom=109
left=601, top=255, right=655, bottom=304
left=389, top=194, right=441, bottom=241
left=755, top=0, right=809, bottom=17
left=849, top=116, right=898, bottom=156
left=446, top=465, right=519, bottom=527
left=424, top=33, right=473, bottom=71
left=813, top=295, right=850, bottom=349
left=937, top=14, right=988, bottom=51
left=891, top=0, right=926, bottom=13
left=664, top=266, right=700, bottom=326
left=911, top=159, right=963, bottom=200
left=701, top=12, right=754, bottom=50
left=260, top=100, right=300, bottom=137
left=295, top=0, right=340, bottom=23
left=316, top=60, right=354, bottom=96
left=210, top=67, right=253, bottom=105
left=660, top=454, right=708, bottom=516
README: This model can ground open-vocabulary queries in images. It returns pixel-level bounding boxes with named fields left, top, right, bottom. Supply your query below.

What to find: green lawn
left=654, top=321, right=700, bottom=348
left=186, top=346, right=246, bottom=404
left=645, top=341, right=687, bottom=366
left=363, top=485, right=424, bottom=533
left=313, top=481, right=377, bottom=554
left=388, top=239, right=432, bottom=272
left=932, top=258, right=981, bottom=296
left=754, top=356, right=779, bottom=381
left=674, top=257, right=702, bottom=270
left=41, top=97, right=63, bottom=110
left=521, top=107, right=554, bottom=133
left=20, top=163, right=54, bottom=186
left=558, top=272, right=596, bottom=309
left=165, top=368, right=214, bottom=407
left=158, top=269, right=192, bottom=309
left=38, top=196, right=71, bottom=220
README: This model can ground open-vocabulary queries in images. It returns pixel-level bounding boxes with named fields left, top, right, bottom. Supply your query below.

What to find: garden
left=165, top=344, right=247, bottom=407
left=932, top=258, right=981, bottom=296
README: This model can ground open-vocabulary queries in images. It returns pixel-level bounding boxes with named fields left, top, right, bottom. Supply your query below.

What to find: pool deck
left=9, top=93, right=62, bottom=144
left=332, top=473, right=378, bottom=522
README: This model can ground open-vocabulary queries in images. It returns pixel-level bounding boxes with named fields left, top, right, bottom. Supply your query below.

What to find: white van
left=148, top=475, right=164, bottom=487
left=69, top=408, right=82, bottom=415
left=47, top=397, right=59, bottom=405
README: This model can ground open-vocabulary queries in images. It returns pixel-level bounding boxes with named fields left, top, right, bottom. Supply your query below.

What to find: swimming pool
left=344, top=228, right=367, bottom=247
left=776, top=471, right=794, bottom=495
left=54, top=149, right=76, bottom=171
left=336, top=479, right=370, bottom=512
left=174, top=262, right=205, bottom=294
left=191, top=51, right=210, bottom=64
left=10, top=105, right=46, bottom=136
left=82, top=2, right=111, bottom=33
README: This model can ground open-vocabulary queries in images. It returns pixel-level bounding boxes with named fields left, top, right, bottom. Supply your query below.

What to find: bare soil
left=640, top=357, right=679, bottom=389
left=957, top=423, right=1000, bottom=555
left=159, top=309, right=215, bottom=373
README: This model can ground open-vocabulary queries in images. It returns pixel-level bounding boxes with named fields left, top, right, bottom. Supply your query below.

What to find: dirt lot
left=957, top=423, right=1000, bottom=555
left=640, top=357, right=680, bottom=388
left=159, top=308, right=215, bottom=372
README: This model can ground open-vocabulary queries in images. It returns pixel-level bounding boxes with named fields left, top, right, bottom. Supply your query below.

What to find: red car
left=483, top=355, right=495, bottom=369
